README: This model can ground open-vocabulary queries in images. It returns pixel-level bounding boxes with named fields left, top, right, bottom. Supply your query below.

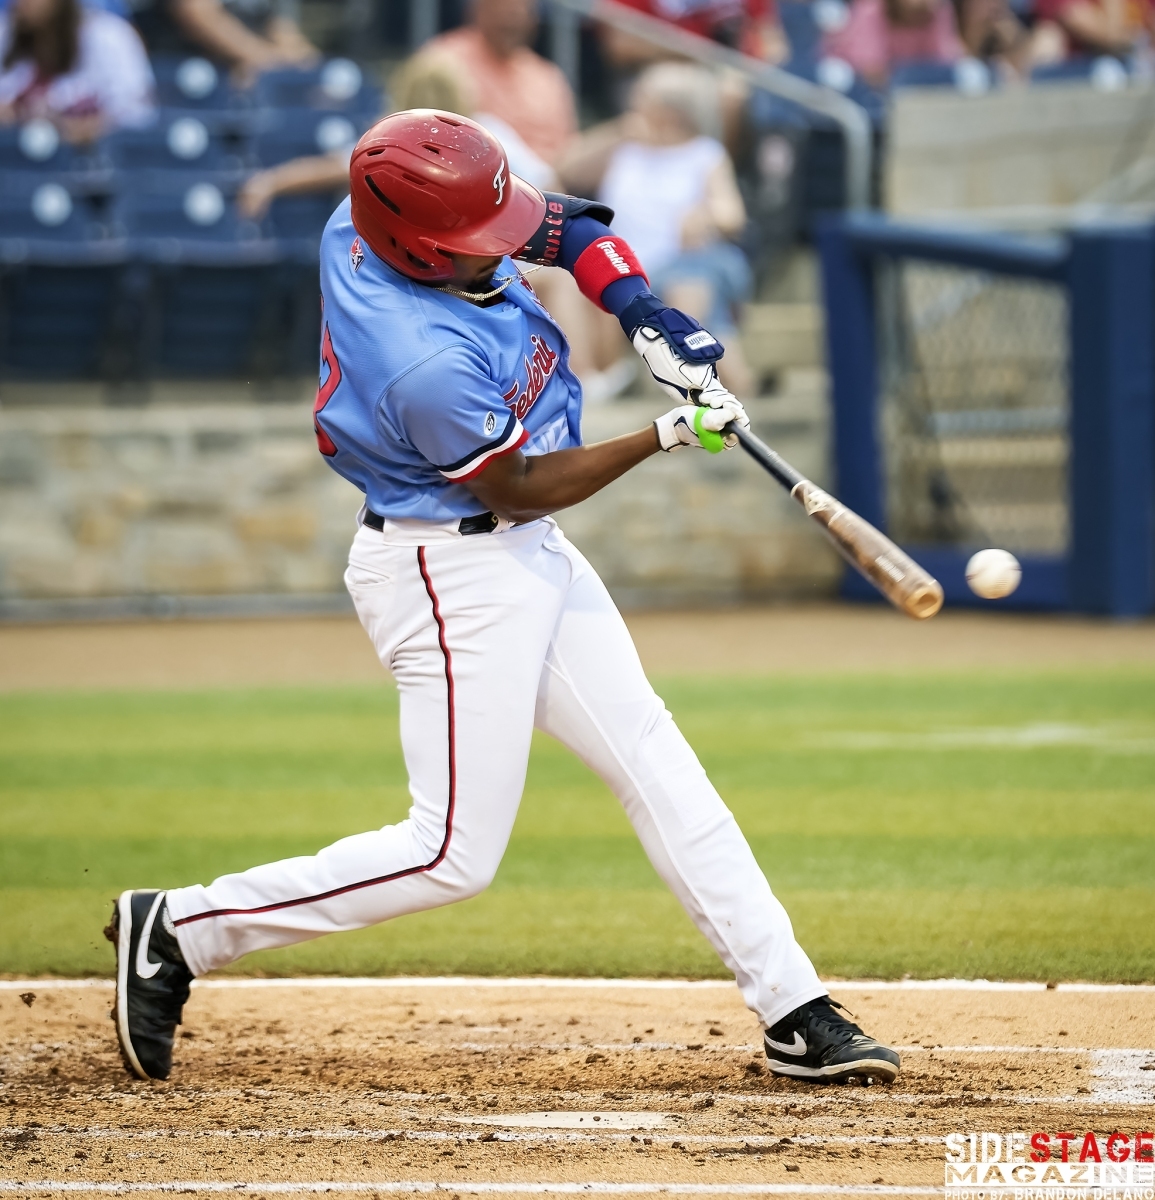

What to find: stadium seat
left=0, top=119, right=99, bottom=172
left=891, top=57, right=994, bottom=93
left=115, top=171, right=281, bottom=255
left=268, top=193, right=342, bottom=257
left=1031, top=55, right=1130, bottom=90
left=253, top=59, right=383, bottom=115
left=252, top=108, right=367, bottom=167
left=137, top=260, right=290, bottom=376
left=0, top=261, right=131, bottom=377
left=768, top=58, right=886, bottom=122
left=0, top=175, right=121, bottom=251
left=113, top=171, right=290, bottom=376
left=0, top=176, right=130, bottom=378
left=151, top=56, right=242, bottom=111
left=106, top=111, right=249, bottom=172
left=780, top=0, right=852, bottom=68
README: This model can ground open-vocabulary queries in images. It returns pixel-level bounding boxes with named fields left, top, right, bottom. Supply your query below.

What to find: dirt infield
left=2, top=605, right=1154, bottom=691
left=3, top=979, right=1154, bottom=1196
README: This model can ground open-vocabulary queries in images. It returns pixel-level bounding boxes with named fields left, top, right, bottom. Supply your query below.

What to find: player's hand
left=654, top=397, right=749, bottom=453
left=631, top=313, right=724, bottom=407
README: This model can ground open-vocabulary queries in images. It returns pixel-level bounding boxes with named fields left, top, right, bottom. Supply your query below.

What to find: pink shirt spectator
left=422, top=26, right=576, bottom=166
left=823, top=0, right=964, bottom=82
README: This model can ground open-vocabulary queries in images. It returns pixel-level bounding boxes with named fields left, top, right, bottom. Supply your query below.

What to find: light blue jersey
left=313, top=197, right=583, bottom=523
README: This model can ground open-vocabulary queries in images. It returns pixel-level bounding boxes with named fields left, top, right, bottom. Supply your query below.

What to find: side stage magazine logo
left=945, top=1130, right=1154, bottom=1198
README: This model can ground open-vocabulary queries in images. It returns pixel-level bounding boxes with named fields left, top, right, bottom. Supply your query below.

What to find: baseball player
left=106, top=111, right=900, bottom=1089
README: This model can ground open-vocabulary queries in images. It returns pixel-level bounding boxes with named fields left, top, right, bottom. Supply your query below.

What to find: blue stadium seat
left=138, top=261, right=290, bottom=376
left=891, top=58, right=994, bottom=93
left=116, top=172, right=279, bottom=253
left=252, top=108, right=367, bottom=167
left=113, top=171, right=287, bottom=376
left=0, top=175, right=130, bottom=378
left=773, top=58, right=886, bottom=121
left=0, top=120, right=97, bottom=172
left=781, top=0, right=854, bottom=70
left=268, top=193, right=341, bottom=257
left=780, top=1, right=824, bottom=68
left=1032, top=55, right=1130, bottom=89
left=891, top=60, right=957, bottom=87
left=253, top=59, right=383, bottom=115
left=106, top=111, right=249, bottom=172
left=0, top=261, right=131, bottom=377
left=0, top=0, right=126, bottom=8
left=151, top=56, right=242, bottom=111
left=0, top=175, right=122, bottom=252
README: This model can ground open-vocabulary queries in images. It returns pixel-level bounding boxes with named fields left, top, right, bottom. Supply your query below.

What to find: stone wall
left=0, top=379, right=838, bottom=619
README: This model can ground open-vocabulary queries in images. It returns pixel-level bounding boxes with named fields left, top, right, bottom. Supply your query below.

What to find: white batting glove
left=654, top=397, right=750, bottom=453
left=633, top=325, right=722, bottom=405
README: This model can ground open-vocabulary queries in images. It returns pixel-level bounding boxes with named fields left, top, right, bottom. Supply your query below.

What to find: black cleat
left=763, top=995, right=900, bottom=1084
left=104, top=890, right=192, bottom=1081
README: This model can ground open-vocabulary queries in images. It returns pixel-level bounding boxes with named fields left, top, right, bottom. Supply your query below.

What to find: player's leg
left=167, top=526, right=566, bottom=972
left=533, top=525, right=899, bottom=1083
left=112, top=523, right=568, bottom=1079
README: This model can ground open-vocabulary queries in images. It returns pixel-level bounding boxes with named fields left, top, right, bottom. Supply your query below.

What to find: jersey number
left=314, top=323, right=341, bottom=457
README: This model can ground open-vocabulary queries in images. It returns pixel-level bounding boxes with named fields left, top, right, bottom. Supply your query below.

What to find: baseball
left=965, top=548, right=1021, bottom=599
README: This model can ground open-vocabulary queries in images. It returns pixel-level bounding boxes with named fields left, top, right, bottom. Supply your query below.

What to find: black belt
left=363, top=509, right=500, bottom=537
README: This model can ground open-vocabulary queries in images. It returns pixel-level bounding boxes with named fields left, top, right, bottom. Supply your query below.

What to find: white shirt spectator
left=0, top=7, right=155, bottom=130
left=599, top=135, right=727, bottom=277
left=474, top=111, right=556, bottom=193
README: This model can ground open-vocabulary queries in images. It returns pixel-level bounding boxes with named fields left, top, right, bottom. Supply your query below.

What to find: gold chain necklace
left=436, top=264, right=542, bottom=305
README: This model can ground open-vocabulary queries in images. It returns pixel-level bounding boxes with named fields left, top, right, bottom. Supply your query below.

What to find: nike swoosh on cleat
left=134, top=892, right=166, bottom=981
left=765, top=1031, right=808, bottom=1056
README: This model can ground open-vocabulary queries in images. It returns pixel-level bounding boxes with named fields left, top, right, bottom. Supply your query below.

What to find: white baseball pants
left=166, top=517, right=825, bottom=1028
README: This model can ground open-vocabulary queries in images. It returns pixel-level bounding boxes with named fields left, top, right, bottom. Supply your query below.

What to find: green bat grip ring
left=693, top=406, right=725, bottom=454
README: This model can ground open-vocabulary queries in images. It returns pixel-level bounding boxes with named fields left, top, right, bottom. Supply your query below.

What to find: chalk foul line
left=2, top=977, right=1154, bottom=993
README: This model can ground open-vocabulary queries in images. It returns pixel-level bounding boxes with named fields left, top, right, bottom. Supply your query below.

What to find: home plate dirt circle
left=2, top=979, right=1153, bottom=1198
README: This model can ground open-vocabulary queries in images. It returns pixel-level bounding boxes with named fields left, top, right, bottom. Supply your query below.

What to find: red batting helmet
left=349, top=110, right=546, bottom=284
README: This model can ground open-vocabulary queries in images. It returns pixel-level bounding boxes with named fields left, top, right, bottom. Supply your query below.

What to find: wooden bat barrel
left=790, top=481, right=944, bottom=621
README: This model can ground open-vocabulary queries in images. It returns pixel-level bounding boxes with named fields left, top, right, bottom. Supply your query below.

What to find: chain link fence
left=876, top=260, right=1069, bottom=556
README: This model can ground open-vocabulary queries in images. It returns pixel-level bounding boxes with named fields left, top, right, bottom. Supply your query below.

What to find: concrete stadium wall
left=0, top=382, right=839, bottom=619
left=887, top=82, right=1155, bottom=215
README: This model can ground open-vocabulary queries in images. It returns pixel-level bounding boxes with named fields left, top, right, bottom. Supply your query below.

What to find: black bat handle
left=724, top=422, right=807, bottom=492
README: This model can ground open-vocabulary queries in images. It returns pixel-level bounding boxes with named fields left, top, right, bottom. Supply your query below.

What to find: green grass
left=1, top=670, right=1153, bottom=980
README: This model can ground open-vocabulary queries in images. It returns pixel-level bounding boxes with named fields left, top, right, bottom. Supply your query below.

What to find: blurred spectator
left=0, top=0, right=154, bottom=141
left=955, top=0, right=1028, bottom=62
left=414, top=0, right=577, bottom=166
left=1031, top=0, right=1153, bottom=57
left=601, top=0, right=788, bottom=66
left=954, top=0, right=1066, bottom=70
left=131, top=0, right=317, bottom=81
left=558, top=62, right=755, bottom=397
left=823, top=0, right=965, bottom=86
left=238, top=56, right=556, bottom=218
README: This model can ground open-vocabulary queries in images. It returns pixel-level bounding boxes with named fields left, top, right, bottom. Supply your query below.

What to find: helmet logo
left=493, top=160, right=507, bottom=205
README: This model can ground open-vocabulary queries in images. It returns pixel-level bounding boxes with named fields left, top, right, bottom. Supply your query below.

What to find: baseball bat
left=727, top=423, right=944, bottom=620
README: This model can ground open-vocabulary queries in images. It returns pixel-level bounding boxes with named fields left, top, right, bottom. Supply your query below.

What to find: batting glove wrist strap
left=624, top=302, right=725, bottom=364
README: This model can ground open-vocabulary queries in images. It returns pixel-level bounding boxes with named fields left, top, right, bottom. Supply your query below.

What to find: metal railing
left=545, top=0, right=873, bottom=210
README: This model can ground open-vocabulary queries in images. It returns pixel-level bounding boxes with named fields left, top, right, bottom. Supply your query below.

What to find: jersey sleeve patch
left=436, top=409, right=528, bottom=482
